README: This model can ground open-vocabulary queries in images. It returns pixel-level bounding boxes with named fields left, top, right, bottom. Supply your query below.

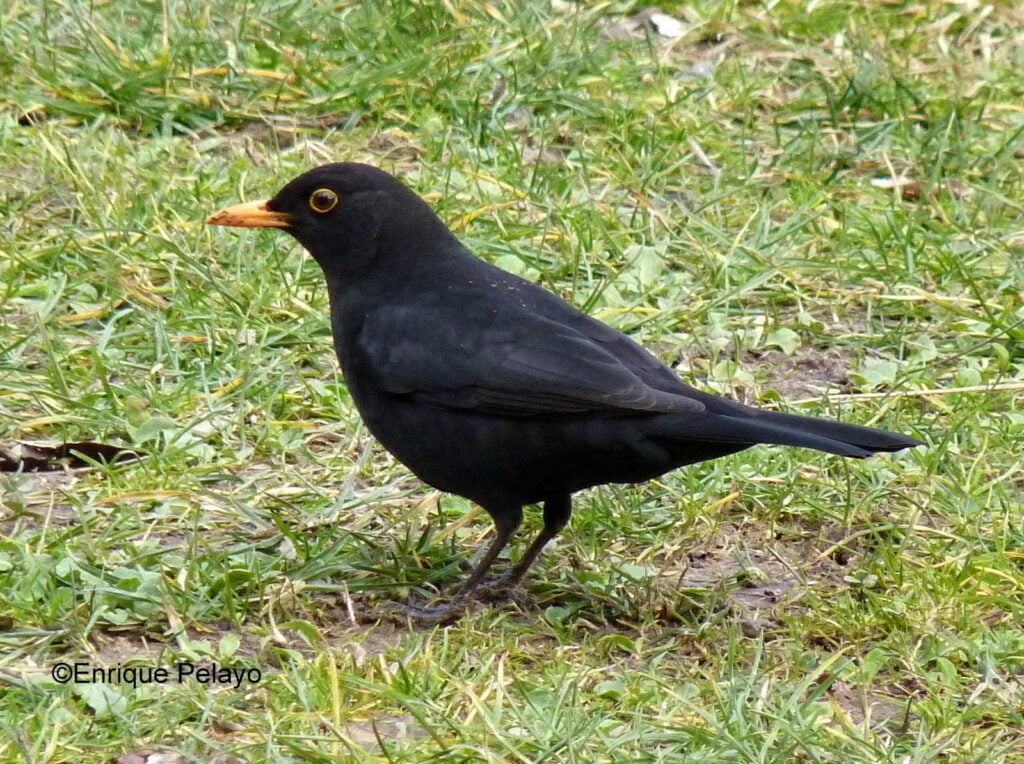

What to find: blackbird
left=208, top=163, right=922, bottom=620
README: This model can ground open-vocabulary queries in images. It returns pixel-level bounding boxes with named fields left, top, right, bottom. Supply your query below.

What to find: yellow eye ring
left=309, top=188, right=339, bottom=213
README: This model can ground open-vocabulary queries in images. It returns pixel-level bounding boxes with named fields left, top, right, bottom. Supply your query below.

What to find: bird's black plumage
left=208, top=163, right=922, bottom=620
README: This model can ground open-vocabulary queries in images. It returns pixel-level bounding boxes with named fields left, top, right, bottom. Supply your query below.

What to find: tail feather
left=658, top=409, right=922, bottom=459
left=753, top=410, right=923, bottom=453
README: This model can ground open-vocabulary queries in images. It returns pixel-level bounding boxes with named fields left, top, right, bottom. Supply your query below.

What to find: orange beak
left=206, top=199, right=291, bottom=229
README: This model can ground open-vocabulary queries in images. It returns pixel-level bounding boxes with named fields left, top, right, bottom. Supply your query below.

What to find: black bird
left=208, top=163, right=922, bottom=620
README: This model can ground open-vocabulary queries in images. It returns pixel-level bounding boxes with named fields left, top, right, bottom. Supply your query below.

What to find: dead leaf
left=871, top=175, right=973, bottom=202
left=56, top=306, right=115, bottom=324
left=645, top=10, right=685, bottom=38
left=729, top=579, right=798, bottom=609
left=0, top=441, right=139, bottom=472
left=603, top=7, right=687, bottom=40
left=871, top=175, right=923, bottom=200
left=116, top=754, right=188, bottom=764
left=117, top=274, right=170, bottom=309
left=522, top=144, right=564, bottom=165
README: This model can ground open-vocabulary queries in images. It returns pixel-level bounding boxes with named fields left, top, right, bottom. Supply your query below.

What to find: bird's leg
left=393, top=503, right=523, bottom=622
left=480, top=494, right=572, bottom=597
left=508, top=493, right=571, bottom=586
left=449, top=503, right=523, bottom=601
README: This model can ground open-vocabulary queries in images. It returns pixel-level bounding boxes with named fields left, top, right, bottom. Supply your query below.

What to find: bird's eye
left=309, top=188, right=339, bottom=213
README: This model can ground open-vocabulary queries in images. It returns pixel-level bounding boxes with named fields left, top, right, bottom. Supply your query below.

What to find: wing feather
left=357, top=306, right=704, bottom=418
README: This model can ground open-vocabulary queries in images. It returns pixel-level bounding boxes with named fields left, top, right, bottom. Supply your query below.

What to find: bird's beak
left=206, top=199, right=292, bottom=229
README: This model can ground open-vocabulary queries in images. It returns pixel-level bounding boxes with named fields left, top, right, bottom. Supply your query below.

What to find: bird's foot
left=476, top=571, right=532, bottom=607
left=368, top=572, right=532, bottom=624
left=477, top=569, right=514, bottom=595
left=382, top=597, right=470, bottom=625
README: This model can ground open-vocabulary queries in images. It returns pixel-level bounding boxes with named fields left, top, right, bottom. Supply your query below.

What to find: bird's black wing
left=568, top=311, right=700, bottom=395
left=357, top=305, right=705, bottom=417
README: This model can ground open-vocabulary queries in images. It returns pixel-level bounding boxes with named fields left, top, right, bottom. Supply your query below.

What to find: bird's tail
left=658, top=408, right=922, bottom=459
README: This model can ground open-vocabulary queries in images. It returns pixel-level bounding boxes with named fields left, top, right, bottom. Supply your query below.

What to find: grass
left=1, top=0, right=1022, bottom=760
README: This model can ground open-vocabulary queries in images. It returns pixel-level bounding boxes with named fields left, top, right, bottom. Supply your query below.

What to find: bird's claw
left=476, top=572, right=532, bottom=608
left=373, top=575, right=532, bottom=623
left=382, top=598, right=469, bottom=625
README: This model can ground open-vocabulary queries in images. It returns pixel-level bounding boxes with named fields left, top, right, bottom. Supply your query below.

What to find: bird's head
left=207, top=163, right=452, bottom=282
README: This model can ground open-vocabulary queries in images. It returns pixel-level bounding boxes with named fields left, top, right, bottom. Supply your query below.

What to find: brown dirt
left=744, top=347, right=856, bottom=400
left=0, top=470, right=81, bottom=533
left=828, top=679, right=907, bottom=727
left=653, top=513, right=864, bottom=636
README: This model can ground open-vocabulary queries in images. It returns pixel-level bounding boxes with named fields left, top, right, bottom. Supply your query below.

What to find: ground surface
left=1, top=1, right=1022, bottom=761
